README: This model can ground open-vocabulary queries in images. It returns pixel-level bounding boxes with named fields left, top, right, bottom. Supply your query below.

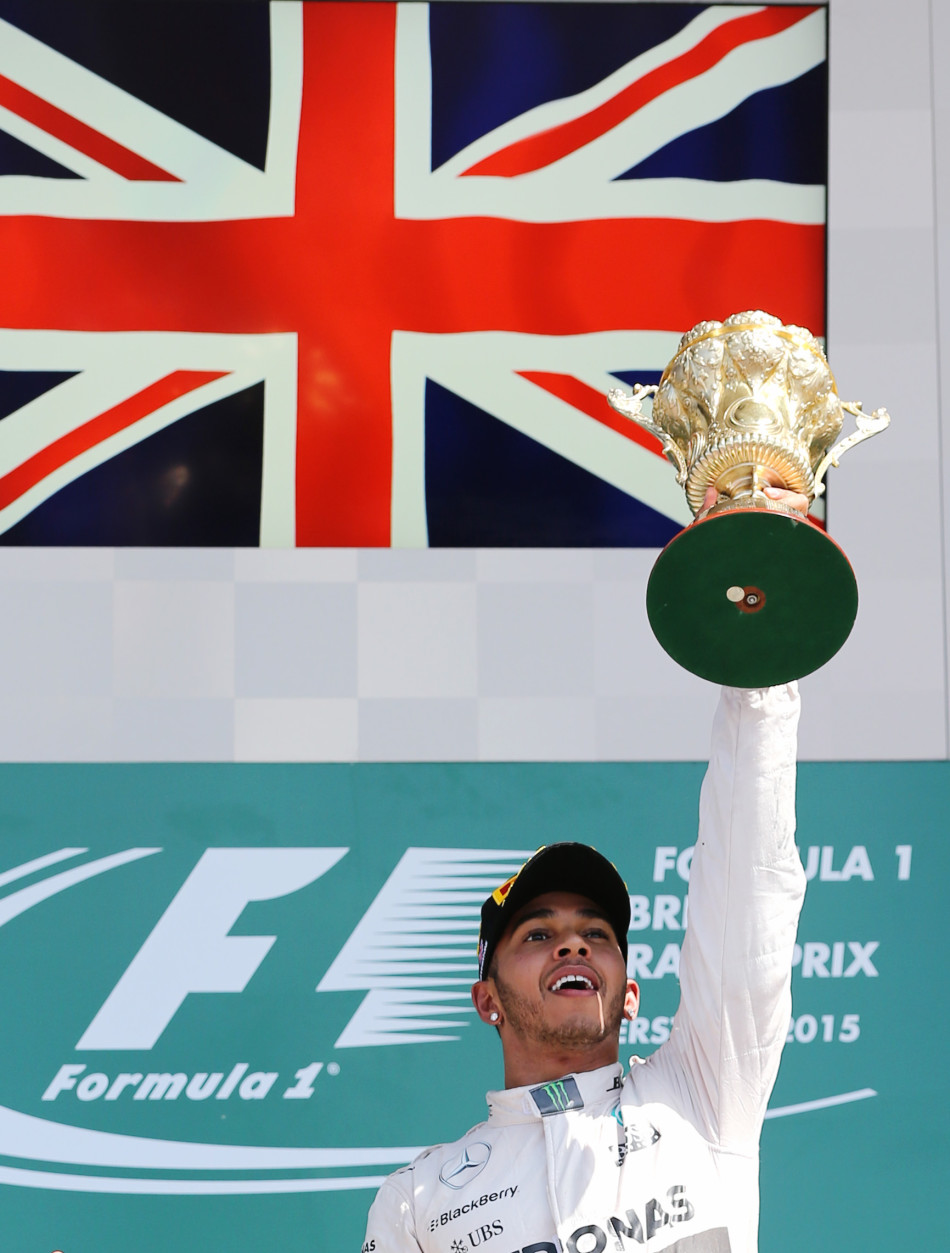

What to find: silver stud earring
left=489, top=1012, right=499, bottom=1022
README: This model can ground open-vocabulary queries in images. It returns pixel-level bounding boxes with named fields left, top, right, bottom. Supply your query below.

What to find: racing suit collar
left=485, top=1063, right=623, bottom=1125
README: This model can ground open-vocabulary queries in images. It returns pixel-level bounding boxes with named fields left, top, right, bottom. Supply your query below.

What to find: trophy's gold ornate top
left=607, top=310, right=889, bottom=517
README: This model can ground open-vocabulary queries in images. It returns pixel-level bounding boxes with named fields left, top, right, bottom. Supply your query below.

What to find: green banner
left=0, top=760, right=943, bottom=1251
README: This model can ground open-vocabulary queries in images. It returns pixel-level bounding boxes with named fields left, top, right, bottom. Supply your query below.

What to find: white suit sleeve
left=364, top=1170, right=423, bottom=1253
left=645, top=683, right=806, bottom=1151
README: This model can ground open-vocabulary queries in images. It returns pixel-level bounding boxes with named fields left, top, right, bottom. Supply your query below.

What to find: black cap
left=477, top=843, right=630, bottom=980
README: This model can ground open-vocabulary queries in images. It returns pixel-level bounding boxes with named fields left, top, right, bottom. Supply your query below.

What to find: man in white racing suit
left=366, top=490, right=808, bottom=1253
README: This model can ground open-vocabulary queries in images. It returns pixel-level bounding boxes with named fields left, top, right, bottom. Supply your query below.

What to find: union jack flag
left=0, top=1, right=826, bottom=546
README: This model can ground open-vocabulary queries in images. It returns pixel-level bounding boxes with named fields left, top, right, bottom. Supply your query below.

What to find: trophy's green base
left=646, top=509, right=858, bottom=687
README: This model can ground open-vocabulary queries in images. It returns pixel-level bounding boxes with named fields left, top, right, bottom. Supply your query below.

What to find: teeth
left=552, top=975, right=594, bottom=991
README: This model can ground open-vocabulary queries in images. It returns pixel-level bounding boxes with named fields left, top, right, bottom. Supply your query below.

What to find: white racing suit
left=365, top=685, right=805, bottom=1253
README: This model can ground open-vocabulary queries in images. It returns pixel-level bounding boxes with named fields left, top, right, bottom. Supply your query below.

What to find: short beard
left=493, top=973, right=625, bottom=1051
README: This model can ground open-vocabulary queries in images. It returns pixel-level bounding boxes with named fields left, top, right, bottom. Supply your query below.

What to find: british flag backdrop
left=0, top=1, right=827, bottom=547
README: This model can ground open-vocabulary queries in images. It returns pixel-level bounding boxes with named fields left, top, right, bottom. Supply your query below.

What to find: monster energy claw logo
left=530, top=1076, right=584, bottom=1116
left=545, top=1082, right=570, bottom=1110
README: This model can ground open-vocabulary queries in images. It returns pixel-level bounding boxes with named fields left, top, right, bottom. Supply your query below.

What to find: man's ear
left=623, top=979, right=640, bottom=1021
left=471, top=979, right=501, bottom=1026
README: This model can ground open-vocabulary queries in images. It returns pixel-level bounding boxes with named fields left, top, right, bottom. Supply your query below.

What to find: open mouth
left=548, top=969, right=600, bottom=994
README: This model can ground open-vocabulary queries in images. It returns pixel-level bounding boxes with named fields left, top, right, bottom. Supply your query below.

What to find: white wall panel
left=932, top=0, right=950, bottom=758
left=813, top=0, right=946, bottom=757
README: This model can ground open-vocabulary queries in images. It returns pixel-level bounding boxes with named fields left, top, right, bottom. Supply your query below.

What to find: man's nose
left=557, top=936, right=589, bottom=957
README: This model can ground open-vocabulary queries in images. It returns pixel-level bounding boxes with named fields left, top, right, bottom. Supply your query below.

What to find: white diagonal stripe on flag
left=391, top=330, right=691, bottom=548
left=0, top=331, right=297, bottom=543
left=0, top=3, right=302, bottom=220
left=397, top=4, right=825, bottom=224
left=424, top=5, right=744, bottom=177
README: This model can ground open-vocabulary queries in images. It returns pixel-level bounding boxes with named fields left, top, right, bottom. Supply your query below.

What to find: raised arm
left=643, top=683, right=806, bottom=1150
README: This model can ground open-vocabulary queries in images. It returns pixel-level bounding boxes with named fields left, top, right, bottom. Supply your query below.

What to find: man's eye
left=524, top=929, right=549, bottom=942
left=585, top=928, right=609, bottom=940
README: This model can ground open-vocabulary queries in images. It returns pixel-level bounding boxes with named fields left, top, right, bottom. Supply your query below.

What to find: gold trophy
left=607, top=310, right=889, bottom=687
